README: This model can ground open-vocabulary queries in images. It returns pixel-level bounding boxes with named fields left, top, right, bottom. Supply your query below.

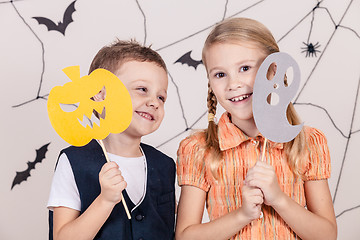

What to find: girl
left=175, top=18, right=337, bottom=240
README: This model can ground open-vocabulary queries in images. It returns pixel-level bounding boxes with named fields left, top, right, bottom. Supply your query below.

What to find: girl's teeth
left=230, top=95, right=249, bottom=102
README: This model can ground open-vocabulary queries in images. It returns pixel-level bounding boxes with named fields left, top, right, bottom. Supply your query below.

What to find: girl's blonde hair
left=202, top=17, right=306, bottom=179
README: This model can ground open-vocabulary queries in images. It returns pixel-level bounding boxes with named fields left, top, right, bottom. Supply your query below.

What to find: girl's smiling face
left=205, top=41, right=267, bottom=130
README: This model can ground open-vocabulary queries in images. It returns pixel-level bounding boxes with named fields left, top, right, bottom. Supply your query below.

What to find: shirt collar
left=217, top=112, right=283, bottom=150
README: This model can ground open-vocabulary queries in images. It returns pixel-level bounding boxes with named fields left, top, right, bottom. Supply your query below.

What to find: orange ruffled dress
left=177, top=112, right=331, bottom=240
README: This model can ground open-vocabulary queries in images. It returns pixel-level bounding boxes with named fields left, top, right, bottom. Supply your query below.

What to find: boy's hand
left=244, top=161, right=285, bottom=207
left=99, top=161, right=127, bottom=205
left=240, top=184, right=264, bottom=221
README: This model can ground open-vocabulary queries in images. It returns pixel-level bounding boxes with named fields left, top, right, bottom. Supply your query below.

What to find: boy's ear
left=93, top=86, right=106, bottom=101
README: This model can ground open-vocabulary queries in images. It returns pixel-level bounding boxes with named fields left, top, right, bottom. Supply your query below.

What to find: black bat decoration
left=174, top=50, right=203, bottom=70
left=32, top=0, right=76, bottom=35
left=11, top=143, right=50, bottom=190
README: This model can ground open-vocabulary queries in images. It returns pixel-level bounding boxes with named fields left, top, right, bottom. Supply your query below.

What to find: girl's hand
left=245, top=161, right=285, bottom=207
left=98, top=161, right=127, bottom=205
left=240, top=184, right=264, bottom=221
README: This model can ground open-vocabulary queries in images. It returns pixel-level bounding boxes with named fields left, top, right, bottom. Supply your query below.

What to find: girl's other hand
left=240, top=184, right=264, bottom=221
left=245, top=161, right=285, bottom=207
left=99, top=161, right=127, bottom=205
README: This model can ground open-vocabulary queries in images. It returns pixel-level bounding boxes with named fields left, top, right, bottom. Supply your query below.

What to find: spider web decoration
left=1, top=0, right=359, bottom=239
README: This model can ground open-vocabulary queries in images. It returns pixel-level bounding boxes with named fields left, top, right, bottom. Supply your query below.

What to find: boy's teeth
left=230, top=94, right=249, bottom=102
left=139, top=112, right=152, bottom=120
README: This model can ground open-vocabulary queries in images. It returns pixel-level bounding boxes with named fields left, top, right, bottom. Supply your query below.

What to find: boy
left=47, top=39, right=175, bottom=240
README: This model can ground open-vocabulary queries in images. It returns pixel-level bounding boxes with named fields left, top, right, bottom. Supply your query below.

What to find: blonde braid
left=207, top=84, right=217, bottom=122
left=205, top=85, right=222, bottom=178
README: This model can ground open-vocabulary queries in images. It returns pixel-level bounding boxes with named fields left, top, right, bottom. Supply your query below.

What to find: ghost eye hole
left=266, top=93, right=279, bottom=106
left=90, top=86, right=106, bottom=102
left=284, top=67, right=293, bottom=87
left=266, top=62, right=277, bottom=81
left=266, top=63, right=294, bottom=88
left=59, top=102, right=79, bottom=112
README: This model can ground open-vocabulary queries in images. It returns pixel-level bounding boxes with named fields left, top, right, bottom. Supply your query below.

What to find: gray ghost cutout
left=253, top=52, right=304, bottom=143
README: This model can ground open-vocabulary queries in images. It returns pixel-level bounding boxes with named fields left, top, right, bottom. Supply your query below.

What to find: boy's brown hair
left=89, top=39, right=167, bottom=74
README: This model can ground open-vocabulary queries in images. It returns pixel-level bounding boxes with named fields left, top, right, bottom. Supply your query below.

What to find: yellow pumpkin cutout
left=47, top=66, right=132, bottom=146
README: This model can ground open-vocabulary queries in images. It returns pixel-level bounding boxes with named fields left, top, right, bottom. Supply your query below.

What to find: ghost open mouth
left=136, top=111, right=154, bottom=120
left=229, top=93, right=252, bottom=102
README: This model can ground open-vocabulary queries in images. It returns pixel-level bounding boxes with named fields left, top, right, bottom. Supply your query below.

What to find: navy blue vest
left=49, top=140, right=175, bottom=240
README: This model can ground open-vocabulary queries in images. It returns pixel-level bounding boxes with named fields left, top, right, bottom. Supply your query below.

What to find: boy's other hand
left=99, top=161, right=127, bottom=205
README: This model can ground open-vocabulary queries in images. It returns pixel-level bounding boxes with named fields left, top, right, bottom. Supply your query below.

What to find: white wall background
left=1, top=0, right=359, bottom=239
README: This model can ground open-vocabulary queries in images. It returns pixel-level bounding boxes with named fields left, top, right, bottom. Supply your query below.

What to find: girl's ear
left=93, top=86, right=106, bottom=102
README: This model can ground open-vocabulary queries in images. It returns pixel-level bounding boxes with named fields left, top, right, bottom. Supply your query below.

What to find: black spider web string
left=168, top=72, right=189, bottom=129
left=277, top=9, right=313, bottom=43
left=332, top=74, right=360, bottom=205
left=135, top=0, right=147, bottom=45
left=0, top=0, right=22, bottom=4
left=336, top=204, right=360, bottom=218
left=10, top=1, right=47, bottom=108
left=222, top=0, right=229, bottom=21
left=156, top=110, right=207, bottom=148
left=306, top=1, right=321, bottom=43
left=155, top=0, right=265, bottom=52
left=337, top=25, right=360, bottom=40
left=293, top=103, right=348, bottom=138
left=318, top=6, right=337, bottom=26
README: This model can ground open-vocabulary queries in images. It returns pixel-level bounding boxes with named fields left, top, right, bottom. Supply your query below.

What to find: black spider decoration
left=301, top=42, right=321, bottom=57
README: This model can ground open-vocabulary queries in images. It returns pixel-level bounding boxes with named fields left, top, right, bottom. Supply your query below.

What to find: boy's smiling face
left=115, top=60, right=168, bottom=138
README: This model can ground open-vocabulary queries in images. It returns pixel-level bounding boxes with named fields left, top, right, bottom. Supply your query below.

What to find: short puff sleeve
left=176, top=132, right=210, bottom=192
left=304, top=127, right=331, bottom=181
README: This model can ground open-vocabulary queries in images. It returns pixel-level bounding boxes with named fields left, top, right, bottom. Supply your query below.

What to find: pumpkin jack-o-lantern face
left=47, top=66, right=132, bottom=146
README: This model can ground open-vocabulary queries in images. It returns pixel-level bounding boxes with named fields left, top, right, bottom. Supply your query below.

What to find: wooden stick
left=260, top=138, right=268, bottom=162
left=99, top=139, right=131, bottom=220
left=259, top=137, right=268, bottom=219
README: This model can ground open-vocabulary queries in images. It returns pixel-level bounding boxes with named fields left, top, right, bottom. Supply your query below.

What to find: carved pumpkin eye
left=59, top=102, right=79, bottom=112
left=90, top=86, right=106, bottom=102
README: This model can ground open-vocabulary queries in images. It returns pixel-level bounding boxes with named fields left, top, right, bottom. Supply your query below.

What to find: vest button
left=138, top=238, right=144, bottom=240
left=135, top=214, right=144, bottom=221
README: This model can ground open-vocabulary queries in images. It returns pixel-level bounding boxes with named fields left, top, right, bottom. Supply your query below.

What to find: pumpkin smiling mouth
left=78, top=106, right=106, bottom=128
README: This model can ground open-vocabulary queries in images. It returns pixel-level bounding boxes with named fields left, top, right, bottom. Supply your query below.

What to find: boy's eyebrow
left=128, top=79, right=148, bottom=85
left=130, top=79, right=168, bottom=93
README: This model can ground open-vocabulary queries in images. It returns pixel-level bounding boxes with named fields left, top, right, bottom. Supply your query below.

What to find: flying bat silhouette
left=11, top=143, right=50, bottom=190
left=174, top=50, right=203, bottom=70
left=32, top=0, right=76, bottom=35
